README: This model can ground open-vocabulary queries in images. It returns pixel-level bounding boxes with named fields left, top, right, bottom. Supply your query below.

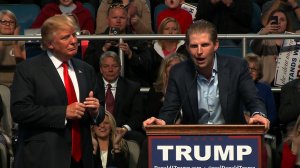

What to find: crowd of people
left=0, top=0, right=300, bottom=168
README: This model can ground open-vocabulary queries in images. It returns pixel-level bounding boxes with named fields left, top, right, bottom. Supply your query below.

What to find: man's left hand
left=84, top=91, right=100, bottom=117
left=248, top=114, right=270, bottom=132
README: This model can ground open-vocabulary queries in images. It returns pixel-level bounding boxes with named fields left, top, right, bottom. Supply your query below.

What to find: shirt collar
left=48, top=51, right=74, bottom=70
left=103, top=78, right=118, bottom=88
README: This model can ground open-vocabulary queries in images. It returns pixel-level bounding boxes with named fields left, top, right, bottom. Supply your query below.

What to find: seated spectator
left=85, top=3, right=153, bottom=86
left=151, top=17, right=189, bottom=82
left=279, top=78, right=300, bottom=137
left=280, top=115, right=300, bottom=168
left=146, top=52, right=187, bottom=119
left=95, top=0, right=153, bottom=34
left=157, top=0, right=193, bottom=33
left=244, top=53, right=278, bottom=128
left=250, top=9, right=293, bottom=85
left=97, top=51, right=146, bottom=147
left=138, top=52, right=186, bottom=167
left=262, top=0, right=300, bottom=31
left=31, top=0, right=95, bottom=34
left=0, top=10, right=26, bottom=87
left=195, top=0, right=253, bottom=35
left=91, top=111, right=129, bottom=168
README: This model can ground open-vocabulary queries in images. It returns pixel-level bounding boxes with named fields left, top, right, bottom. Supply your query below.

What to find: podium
left=145, top=125, right=265, bottom=168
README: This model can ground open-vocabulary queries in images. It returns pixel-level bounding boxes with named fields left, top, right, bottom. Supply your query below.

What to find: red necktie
left=62, top=62, right=82, bottom=162
left=105, top=84, right=115, bottom=114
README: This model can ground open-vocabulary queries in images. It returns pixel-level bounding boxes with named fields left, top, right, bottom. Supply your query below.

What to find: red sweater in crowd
left=281, top=142, right=297, bottom=168
left=31, top=1, right=95, bottom=34
left=157, top=7, right=192, bottom=34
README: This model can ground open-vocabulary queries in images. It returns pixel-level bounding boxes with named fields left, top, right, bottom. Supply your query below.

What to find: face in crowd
left=165, top=0, right=181, bottom=9
left=59, top=0, right=74, bottom=7
left=107, top=5, right=128, bottom=34
left=100, top=55, right=121, bottom=83
left=93, top=114, right=112, bottom=140
left=0, top=13, right=17, bottom=35
left=270, top=11, right=288, bottom=34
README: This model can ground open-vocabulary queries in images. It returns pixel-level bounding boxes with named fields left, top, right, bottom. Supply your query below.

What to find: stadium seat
left=126, top=140, right=140, bottom=168
left=0, top=85, right=12, bottom=138
left=0, top=4, right=40, bottom=35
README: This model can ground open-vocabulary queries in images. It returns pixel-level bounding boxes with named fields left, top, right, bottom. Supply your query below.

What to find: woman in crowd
left=250, top=9, right=293, bottom=85
left=31, top=0, right=95, bottom=34
left=0, top=10, right=26, bottom=87
left=145, top=52, right=187, bottom=120
left=150, top=17, right=189, bottom=83
left=95, top=0, right=152, bottom=34
left=91, top=111, right=129, bottom=168
left=244, top=53, right=278, bottom=127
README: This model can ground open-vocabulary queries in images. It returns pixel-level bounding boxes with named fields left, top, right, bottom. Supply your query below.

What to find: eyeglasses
left=109, top=3, right=126, bottom=9
left=249, top=67, right=257, bottom=72
left=0, top=20, right=16, bottom=26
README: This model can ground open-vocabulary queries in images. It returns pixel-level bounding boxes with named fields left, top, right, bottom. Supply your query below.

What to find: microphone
left=173, top=66, right=199, bottom=124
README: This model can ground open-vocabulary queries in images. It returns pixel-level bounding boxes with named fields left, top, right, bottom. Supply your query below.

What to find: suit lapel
left=114, top=78, right=123, bottom=115
left=41, top=55, right=67, bottom=104
left=186, top=61, right=199, bottom=122
left=217, top=56, right=229, bottom=116
left=71, top=59, right=87, bottom=102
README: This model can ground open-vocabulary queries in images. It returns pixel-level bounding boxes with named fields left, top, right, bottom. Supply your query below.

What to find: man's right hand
left=143, top=117, right=166, bottom=128
left=66, top=102, right=86, bottom=120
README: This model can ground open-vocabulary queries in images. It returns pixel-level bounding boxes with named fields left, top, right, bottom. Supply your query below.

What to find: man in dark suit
left=11, top=15, right=104, bottom=168
left=98, top=51, right=146, bottom=147
left=144, top=20, right=270, bottom=129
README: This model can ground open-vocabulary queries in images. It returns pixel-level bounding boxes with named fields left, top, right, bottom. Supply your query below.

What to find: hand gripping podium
left=145, top=125, right=265, bottom=168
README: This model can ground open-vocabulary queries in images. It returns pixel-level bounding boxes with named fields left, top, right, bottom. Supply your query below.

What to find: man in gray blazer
left=143, top=20, right=270, bottom=130
left=11, top=15, right=104, bottom=168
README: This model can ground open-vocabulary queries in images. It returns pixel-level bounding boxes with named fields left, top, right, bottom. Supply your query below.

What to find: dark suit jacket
left=11, top=53, right=104, bottom=168
left=98, top=76, right=144, bottom=131
left=159, top=55, right=267, bottom=124
left=279, top=78, right=300, bottom=125
left=93, top=140, right=129, bottom=168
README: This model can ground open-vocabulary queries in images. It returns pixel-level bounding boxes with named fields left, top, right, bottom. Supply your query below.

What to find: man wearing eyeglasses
left=84, top=3, right=153, bottom=87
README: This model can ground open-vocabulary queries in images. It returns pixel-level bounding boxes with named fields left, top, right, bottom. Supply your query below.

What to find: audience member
left=91, top=111, right=129, bottom=168
left=31, top=0, right=95, bottom=34
left=280, top=115, right=300, bottom=168
left=262, top=0, right=300, bottom=31
left=97, top=51, right=146, bottom=147
left=157, top=0, right=193, bottom=34
left=144, top=19, right=269, bottom=128
left=84, top=4, right=153, bottom=86
left=95, top=0, right=153, bottom=34
left=195, top=0, right=253, bottom=35
left=150, top=17, right=189, bottom=82
left=245, top=53, right=278, bottom=127
left=279, top=78, right=300, bottom=137
left=0, top=10, right=26, bottom=87
left=250, top=9, right=293, bottom=85
left=146, top=52, right=187, bottom=119
left=11, top=15, right=104, bottom=168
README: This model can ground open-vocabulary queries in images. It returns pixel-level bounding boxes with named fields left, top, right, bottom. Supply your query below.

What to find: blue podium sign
left=148, top=135, right=261, bottom=168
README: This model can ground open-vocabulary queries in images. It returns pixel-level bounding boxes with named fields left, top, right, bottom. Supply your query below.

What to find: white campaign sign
left=274, top=38, right=300, bottom=86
